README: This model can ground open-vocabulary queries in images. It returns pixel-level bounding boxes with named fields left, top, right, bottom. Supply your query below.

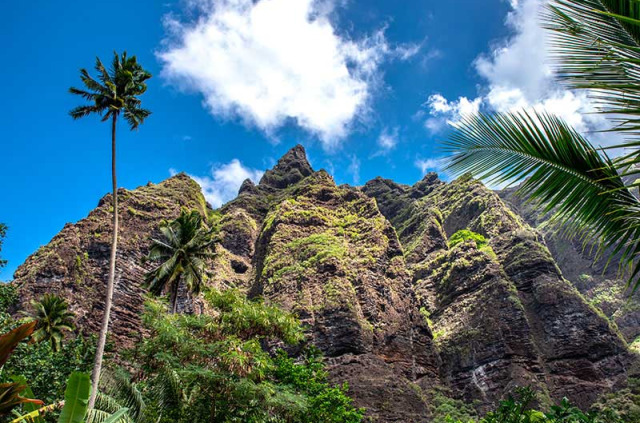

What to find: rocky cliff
left=498, top=187, right=640, bottom=347
left=11, top=145, right=639, bottom=422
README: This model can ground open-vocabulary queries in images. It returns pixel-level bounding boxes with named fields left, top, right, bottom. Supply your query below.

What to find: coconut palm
left=69, top=51, right=151, bottom=408
left=443, top=0, right=640, bottom=291
left=146, top=209, right=216, bottom=314
left=25, top=294, right=74, bottom=352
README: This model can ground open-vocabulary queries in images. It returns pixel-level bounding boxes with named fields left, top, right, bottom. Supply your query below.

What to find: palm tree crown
left=26, top=294, right=74, bottom=352
left=444, top=0, right=640, bottom=291
left=146, top=209, right=217, bottom=313
left=69, top=51, right=151, bottom=128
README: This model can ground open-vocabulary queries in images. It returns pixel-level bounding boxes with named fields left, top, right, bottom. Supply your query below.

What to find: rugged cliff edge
left=11, top=145, right=639, bottom=422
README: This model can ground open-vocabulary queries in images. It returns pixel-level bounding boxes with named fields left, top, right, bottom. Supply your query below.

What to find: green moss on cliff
left=449, top=230, right=487, bottom=249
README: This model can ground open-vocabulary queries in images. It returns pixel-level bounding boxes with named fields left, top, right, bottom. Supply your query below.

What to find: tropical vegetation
left=0, top=285, right=366, bottom=423
left=443, top=0, right=640, bottom=292
left=131, top=288, right=363, bottom=423
left=145, top=209, right=217, bottom=313
left=68, top=51, right=151, bottom=408
left=0, top=320, right=40, bottom=418
left=24, top=294, right=74, bottom=352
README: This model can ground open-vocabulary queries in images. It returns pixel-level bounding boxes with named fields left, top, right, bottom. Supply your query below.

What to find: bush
left=0, top=318, right=95, bottom=405
left=448, top=230, right=488, bottom=249
left=0, top=283, right=17, bottom=312
left=134, top=289, right=363, bottom=423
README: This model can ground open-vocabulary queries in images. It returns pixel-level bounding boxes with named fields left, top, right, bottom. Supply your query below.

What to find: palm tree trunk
left=170, top=280, right=179, bottom=314
left=88, top=113, right=118, bottom=409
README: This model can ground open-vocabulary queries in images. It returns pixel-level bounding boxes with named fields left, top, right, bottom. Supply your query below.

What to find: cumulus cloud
left=178, top=160, right=264, bottom=208
left=159, top=0, right=411, bottom=148
left=475, top=0, right=552, bottom=105
left=425, top=94, right=481, bottom=132
left=424, top=0, right=614, bottom=141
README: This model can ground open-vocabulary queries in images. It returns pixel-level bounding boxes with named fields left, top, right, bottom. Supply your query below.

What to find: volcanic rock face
left=12, top=145, right=638, bottom=422
left=362, top=174, right=634, bottom=412
left=498, top=187, right=640, bottom=345
left=12, top=175, right=208, bottom=349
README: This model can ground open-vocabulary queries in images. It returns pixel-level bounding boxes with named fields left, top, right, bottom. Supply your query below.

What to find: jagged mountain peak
left=10, top=151, right=639, bottom=422
left=259, top=144, right=314, bottom=189
left=411, top=172, right=442, bottom=197
left=238, top=178, right=258, bottom=195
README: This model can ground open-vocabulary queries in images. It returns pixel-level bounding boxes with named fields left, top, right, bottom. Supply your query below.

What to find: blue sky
left=0, top=0, right=607, bottom=280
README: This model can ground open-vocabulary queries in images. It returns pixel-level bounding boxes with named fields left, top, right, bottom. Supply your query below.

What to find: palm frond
left=444, top=110, right=640, bottom=290
left=95, top=57, right=114, bottom=87
left=545, top=0, right=640, bottom=139
left=69, top=52, right=151, bottom=127
left=69, top=105, right=102, bottom=120
left=123, top=107, right=151, bottom=130
left=108, top=373, right=144, bottom=418
left=145, top=209, right=217, bottom=310
left=85, top=408, right=132, bottom=423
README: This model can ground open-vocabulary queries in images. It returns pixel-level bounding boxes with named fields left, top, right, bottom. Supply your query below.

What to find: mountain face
left=11, top=145, right=639, bottom=422
left=498, top=187, right=640, bottom=346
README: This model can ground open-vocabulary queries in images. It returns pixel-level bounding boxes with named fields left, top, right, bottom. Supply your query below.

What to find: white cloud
left=181, top=160, right=264, bottom=208
left=415, top=157, right=445, bottom=174
left=424, top=0, right=616, bottom=143
left=158, top=0, right=408, bottom=149
left=475, top=0, right=552, bottom=105
left=395, top=43, right=422, bottom=61
left=377, top=127, right=399, bottom=152
left=425, top=94, right=481, bottom=131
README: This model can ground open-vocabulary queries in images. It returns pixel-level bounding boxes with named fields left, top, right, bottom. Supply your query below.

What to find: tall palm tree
left=69, top=51, right=151, bottom=408
left=146, top=209, right=216, bottom=314
left=26, top=294, right=74, bottom=352
left=443, top=0, right=640, bottom=291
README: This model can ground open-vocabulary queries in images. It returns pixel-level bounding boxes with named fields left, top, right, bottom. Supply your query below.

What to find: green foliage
left=132, top=288, right=362, bottom=423
left=0, top=283, right=18, bottom=314
left=449, top=230, right=488, bottom=249
left=69, top=51, right=151, bottom=129
left=0, top=381, right=42, bottom=418
left=477, top=387, right=625, bottom=423
left=11, top=375, right=45, bottom=423
left=0, top=321, right=41, bottom=417
left=272, top=348, right=364, bottom=423
left=1, top=316, right=95, bottom=406
left=447, top=229, right=498, bottom=261
left=481, top=387, right=548, bottom=423
left=145, top=209, right=217, bottom=313
left=58, top=372, right=90, bottom=423
left=262, top=231, right=348, bottom=285
left=428, top=388, right=478, bottom=423
left=443, top=111, right=635, bottom=255
left=25, top=294, right=75, bottom=352
left=435, top=386, right=634, bottom=423
left=545, top=0, right=640, bottom=143
left=205, top=288, right=304, bottom=345
left=590, top=378, right=640, bottom=423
